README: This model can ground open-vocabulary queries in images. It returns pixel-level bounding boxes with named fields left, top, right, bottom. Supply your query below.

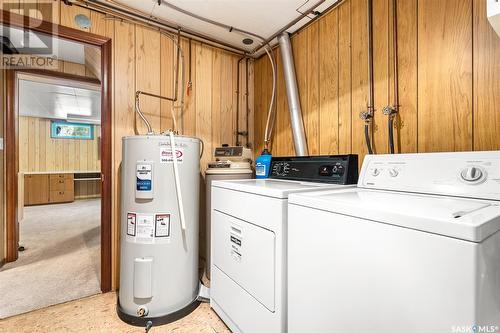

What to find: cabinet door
left=27, top=175, right=49, bottom=205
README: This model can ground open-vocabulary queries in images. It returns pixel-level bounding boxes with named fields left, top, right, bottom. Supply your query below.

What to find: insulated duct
left=278, top=32, right=308, bottom=156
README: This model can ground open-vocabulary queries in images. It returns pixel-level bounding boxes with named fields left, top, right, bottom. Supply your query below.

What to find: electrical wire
left=160, top=0, right=267, bottom=44
left=135, top=92, right=153, bottom=134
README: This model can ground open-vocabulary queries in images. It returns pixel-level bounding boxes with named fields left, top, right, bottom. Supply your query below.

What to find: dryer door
left=212, top=210, right=276, bottom=311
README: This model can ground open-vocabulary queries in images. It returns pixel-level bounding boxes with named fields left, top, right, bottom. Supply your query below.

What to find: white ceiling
left=106, top=0, right=338, bottom=53
left=19, top=78, right=101, bottom=124
left=1, top=24, right=90, bottom=64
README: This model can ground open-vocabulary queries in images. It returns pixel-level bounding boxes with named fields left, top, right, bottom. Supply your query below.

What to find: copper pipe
left=383, top=0, right=399, bottom=154
left=360, top=0, right=375, bottom=155
left=135, top=91, right=176, bottom=134
left=174, top=29, right=181, bottom=101
left=245, top=58, right=250, bottom=148
left=392, top=0, right=399, bottom=111
left=236, top=56, right=246, bottom=145
left=367, top=0, right=374, bottom=115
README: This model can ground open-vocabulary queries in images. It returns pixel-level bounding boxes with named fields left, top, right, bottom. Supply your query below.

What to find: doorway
left=0, top=10, right=112, bottom=317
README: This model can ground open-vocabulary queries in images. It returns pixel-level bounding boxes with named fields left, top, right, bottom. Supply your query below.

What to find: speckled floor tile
left=0, top=292, right=230, bottom=333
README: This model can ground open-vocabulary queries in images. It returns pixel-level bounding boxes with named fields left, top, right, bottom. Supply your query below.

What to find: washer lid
left=211, top=179, right=353, bottom=198
left=289, top=188, right=500, bottom=242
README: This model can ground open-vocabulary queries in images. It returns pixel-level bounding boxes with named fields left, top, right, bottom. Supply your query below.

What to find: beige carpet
left=0, top=199, right=101, bottom=319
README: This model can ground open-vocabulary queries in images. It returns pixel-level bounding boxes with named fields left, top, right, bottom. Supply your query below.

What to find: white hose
left=263, top=45, right=277, bottom=150
left=169, top=131, right=186, bottom=231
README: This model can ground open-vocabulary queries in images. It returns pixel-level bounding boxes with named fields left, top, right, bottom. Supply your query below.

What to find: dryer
left=210, top=155, right=358, bottom=333
left=287, top=151, right=500, bottom=333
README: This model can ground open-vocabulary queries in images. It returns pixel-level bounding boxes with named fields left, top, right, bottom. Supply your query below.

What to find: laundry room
left=0, top=0, right=500, bottom=332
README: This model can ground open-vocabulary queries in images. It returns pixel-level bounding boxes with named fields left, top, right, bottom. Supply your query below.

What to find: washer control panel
left=460, top=166, right=486, bottom=184
left=360, top=152, right=500, bottom=200
left=269, top=155, right=358, bottom=184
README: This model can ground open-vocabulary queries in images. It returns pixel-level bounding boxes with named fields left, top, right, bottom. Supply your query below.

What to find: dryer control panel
left=269, top=155, right=358, bottom=184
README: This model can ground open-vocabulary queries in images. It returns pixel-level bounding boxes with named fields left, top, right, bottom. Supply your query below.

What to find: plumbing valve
left=359, top=110, right=373, bottom=122
left=137, top=306, right=149, bottom=317
left=382, top=106, right=398, bottom=116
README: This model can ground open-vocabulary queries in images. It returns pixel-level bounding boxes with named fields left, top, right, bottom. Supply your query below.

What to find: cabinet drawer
left=49, top=178, right=74, bottom=191
left=49, top=190, right=74, bottom=203
left=50, top=173, right=74, bottom=180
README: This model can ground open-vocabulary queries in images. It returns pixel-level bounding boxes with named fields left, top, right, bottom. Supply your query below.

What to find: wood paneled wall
left=4, top=0, right=253, bottom=287
left=254, top=0, right=500, bottom=162
left=74, top=180, right=101, bottom=200
left=0, top=68, right=4, bottom=264
left=18, top=117, right=100, bottom=173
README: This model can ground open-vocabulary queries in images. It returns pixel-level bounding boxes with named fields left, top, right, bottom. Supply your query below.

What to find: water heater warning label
left=127, top=213, right=136, bottom=236
left=155, top=214, right=170, bottom=237
left=160, top=147, right=184, bottom=163
left=126, top=212, right=171, bottom=244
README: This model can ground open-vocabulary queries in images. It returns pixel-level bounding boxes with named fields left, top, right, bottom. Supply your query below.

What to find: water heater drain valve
left=137, top=306, right=149, bottom=317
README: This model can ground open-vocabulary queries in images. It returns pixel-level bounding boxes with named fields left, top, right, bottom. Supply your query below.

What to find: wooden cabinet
left=24, top=174, right=50, bottom=205
left=24, top=173, right=75, bottom=206
left=49, top=174, right=74, bottom=203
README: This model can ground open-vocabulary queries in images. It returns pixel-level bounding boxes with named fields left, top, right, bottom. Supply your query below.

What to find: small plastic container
left=255, top=149, right=272, bottom=179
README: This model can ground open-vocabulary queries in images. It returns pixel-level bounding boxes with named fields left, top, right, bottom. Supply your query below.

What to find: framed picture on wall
left=50, top=121, right=94, bottom=140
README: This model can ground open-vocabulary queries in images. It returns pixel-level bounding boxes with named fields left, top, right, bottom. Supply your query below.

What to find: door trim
left=1, top=10, right=113, bottom=293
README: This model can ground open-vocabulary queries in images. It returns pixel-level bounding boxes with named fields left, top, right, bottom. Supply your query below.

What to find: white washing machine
left=210, top=155, right=359, bottom=333
left=287, top=151, right=500, bottom=333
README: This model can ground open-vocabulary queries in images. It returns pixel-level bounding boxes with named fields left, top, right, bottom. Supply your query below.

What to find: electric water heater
left=118, top=134, right=201, bottom=326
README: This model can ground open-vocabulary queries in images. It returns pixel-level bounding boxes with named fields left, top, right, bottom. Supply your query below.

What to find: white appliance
left=205, top=145, right=253, bottom=279
left=287, top=151, right=500, bottom=333
left=210, top=155, right=359, bottom=333
left=118, top=134, right=201, bottom=326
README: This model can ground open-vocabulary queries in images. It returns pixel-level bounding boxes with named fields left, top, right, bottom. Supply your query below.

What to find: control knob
left=460, top=166, right=485, bottom=183
left=371, top=168, right=381, bottom=177
left=274, top=163, right=284, bottom=175
left=388, top=168, right=399, bottom=177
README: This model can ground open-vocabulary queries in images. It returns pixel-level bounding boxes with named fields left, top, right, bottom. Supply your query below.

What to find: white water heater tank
left=118, top=134, right=201, bottom=326
left=488, top=0, right=500, bottom=37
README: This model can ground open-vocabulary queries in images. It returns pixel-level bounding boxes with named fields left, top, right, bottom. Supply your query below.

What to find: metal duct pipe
left=278, top=32, right=308, bottom=156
